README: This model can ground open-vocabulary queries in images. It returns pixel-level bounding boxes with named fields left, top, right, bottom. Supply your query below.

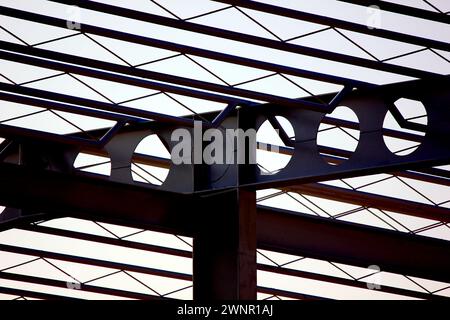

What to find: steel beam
left=193, top=189, right=257, bottom=300
left=0, top=50, right=264, bottom=109
left=0, top=80, right=426, bottom=145
left=257, top=205, right=450, bottom=283
left=240, top=78, right=450, bottom=190
left=212, top=0, right=450, bottom=50
left=0, top=272, right=166, bottom=300
left=0, top=90, right=137, bottom=123
left=18, top=224, right=191, bottom=259
left=0, top=49, right=330, bottom=112
left=0, top=243, right=191, bottom=281
left=418, top=167, right=450, bottom=180
left=0, top=163, right=449, bottom=284
left=258, top=264, right=446, bottom=300
left=285, top=183, right=450, bottom=222
left=0, top=124, right=99, bottom=147
left=0, top=82, right=194, bottom=127
left=0, top=38, right=372, bottom=91
left=338, top=0, right=450, bottom=24
left=257, top=286, right=327, bottom=300
left=0, top=286, right=77, bottom=300
left=77, top=117, right=450, bottom=187
left=0, top=162, right=196, bottom=235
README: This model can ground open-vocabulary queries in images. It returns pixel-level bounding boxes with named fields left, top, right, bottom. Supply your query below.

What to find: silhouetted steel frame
left=0, top=1, right=449, bottom=301
left=39, top=0, right=447, bottom=79
left=0, top=163, right=450, bottom=298
left=1, top=77, right=449, bottom=191
left=0, top=1, right=445, bottom=81
left=0, top=79, right=449, bottom=298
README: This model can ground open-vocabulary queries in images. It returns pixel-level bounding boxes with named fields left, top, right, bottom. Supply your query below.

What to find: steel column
left=193, top=189, right=257, bottom=300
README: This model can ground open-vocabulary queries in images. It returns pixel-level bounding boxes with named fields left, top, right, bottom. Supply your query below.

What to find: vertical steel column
left=193, top=188, right=257, bottom=300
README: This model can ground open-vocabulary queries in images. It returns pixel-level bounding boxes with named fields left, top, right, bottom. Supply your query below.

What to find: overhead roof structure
left=0, top=0, right=449, bottom=300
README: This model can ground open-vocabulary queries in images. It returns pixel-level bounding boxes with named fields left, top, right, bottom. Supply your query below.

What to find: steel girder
left=0, top=162, right=449, bottom=284
left=0, top=79, right=449, bottom=192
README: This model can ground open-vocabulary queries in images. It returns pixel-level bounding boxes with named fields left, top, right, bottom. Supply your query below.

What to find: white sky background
left=0, top=0, right=449, bottom=300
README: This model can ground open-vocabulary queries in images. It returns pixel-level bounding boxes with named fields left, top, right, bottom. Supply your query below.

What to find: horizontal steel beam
left=391, top=170, right=450, bottom=187
left=75, top=112, right=450, bottom=188
left=0, top=77, right=426, bottom=146
left=285, top=182, right=450, bottom=222
left=0, top=36, right=371, bottom=93
left=246, top=150, right=450, bottom=191
left=259, top=143, right=450, bottom=187
left=0, top=163, right=197, bottom=235
left=258, top=264, right=446, bottom=300
left=19, top=224, right=192, bottom=259
left=0, top=243, right=191, bottom=281
left=1, top=4, right=443, bottom=80
left=0, top=163, right=449, bottom=283
left=213, top=0, right=450, bottom=51
left=257, top=286, right=327, bottom=300
left=0, top=285, right=77, bottom=300
left=0, top=42, right=332, bottom=112
left=0, top=81, right=194, bottom=127
left=418, top=167, right=450, bottom=180
left=2, top=110, right=447, bottom=191
left=0, top=89, right=137, bottom=123
left=257, top=205, right=450, bottom=283
left=0, top=272, right=166, bottom=300
left=104, top=143, right=450, bottom=187
left=0, top=124, right=100, bottom=147
left=0, top=50, right=263, bottom=109
left=314, top=145, right=450, bottom=187
left=338, top=0, right=450, bottom=24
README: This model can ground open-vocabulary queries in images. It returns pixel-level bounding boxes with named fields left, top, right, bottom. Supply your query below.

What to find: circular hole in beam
left=74, top=151, right=111, bottom=176
left=256, top=116, right=294, bottom=175
left=383, top=98, right=427, bottom=156
left=131, top=134, right=171, bottom=186
left=317, top=106, right=360, bottom=165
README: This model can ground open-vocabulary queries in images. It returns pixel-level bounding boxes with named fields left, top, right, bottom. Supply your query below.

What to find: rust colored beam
left=1, top=163, right=449, bottom=284
left=193, top=189, right=257, bottom=300
left=284, top=183, right=450, bottom=222
left=257, top=205, right=450, bottom=283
